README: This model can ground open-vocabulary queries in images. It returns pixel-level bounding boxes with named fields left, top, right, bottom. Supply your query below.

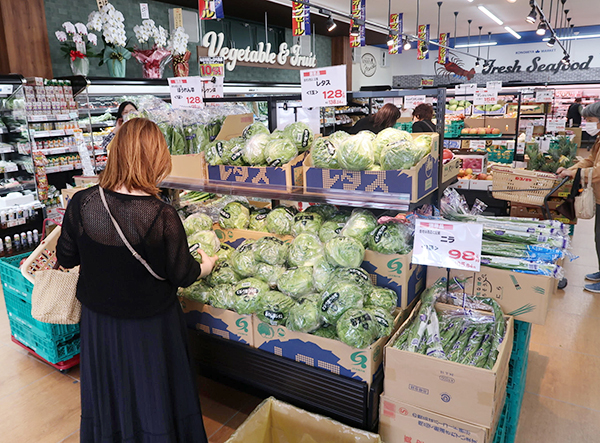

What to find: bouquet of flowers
left=132, top=19, right=171, bottom=78
left=87, top=3, right=131, bottom=77
left=168, top=27, right=191, bottom=77
left=55, top=22, right=98, bottom=76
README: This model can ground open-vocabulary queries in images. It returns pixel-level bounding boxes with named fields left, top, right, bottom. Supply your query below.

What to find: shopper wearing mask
left=558, top=101, right=600, bottom=292
left=412, top=103, right=437, bottom=133
left=56, top=118, right=217, bottom=442
left=346, top=103, right=401, bottom=135
left=101, top=101, right=138, bottom=150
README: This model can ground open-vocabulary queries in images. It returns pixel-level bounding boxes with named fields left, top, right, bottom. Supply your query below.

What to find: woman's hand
left=557, top=167, right=576, bottom=178
left=198, top=249, right=218, bottom=278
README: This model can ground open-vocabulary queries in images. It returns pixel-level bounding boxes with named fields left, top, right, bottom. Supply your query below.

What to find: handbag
left=574, top=168, right=596, bottom=220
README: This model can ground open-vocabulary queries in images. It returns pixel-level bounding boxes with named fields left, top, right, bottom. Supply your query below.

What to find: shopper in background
left=101, top=101, right=138, bottom=150
left=346, top=103, right=401, bottom=134
left=56, top=118, right=217, bottom=442
left=558, top=101, right=600, bottom=293
left=412, top=103, right=437, bottom=133
left=567, top=97, right=583, bottom=127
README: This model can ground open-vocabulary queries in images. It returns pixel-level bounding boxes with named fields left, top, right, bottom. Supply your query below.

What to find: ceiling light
left=478, top=6, right=504, bottom=25
left=543, top=33, right=600, bottom=41
left=504, top=26, right=522, bottom=39
left=326, top=16, right=337, bottom=32
left=506, top=0, right=517, bottom=3
left=561, top=55, right=570, bottom=65
left=403, top=38, right=412, bottom=50
left=536, top=21, right=547, bottom=35
left=350, top=24, right=360, bottom=37
left=526, top=7, right=537, bottom=24
left=455, top=41, right=498, bottom=48
left=475, top=59, right=480, bottom=67
left=420, top=42, right=429, bottom=54
left=547, top=36, right=556, bottom=47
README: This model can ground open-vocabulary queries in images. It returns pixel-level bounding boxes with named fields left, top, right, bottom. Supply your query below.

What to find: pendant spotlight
left=526, top=4, right=538, bottom=23
left=547, top=36, right=556, bottom=46
left=536, top=21, right=547, bottom=35
left=403, top=37, right=412, bottom=51
left=326, top=16, right=336, bottom=32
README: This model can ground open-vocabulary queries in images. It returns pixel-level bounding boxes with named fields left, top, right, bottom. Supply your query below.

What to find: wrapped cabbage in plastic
left=188, top=230, right=220, bottom=258
left=331, top=267, right=372, bottom=295
left=312, top=137, right=341, bottom=169
left=229, top=241, right=259, bottom=277
left=337, top=132, right=375, bottom=171
left=204, top=140, right=227, bottom=165
left=311, top=325, right=338, bottom=340
left=266, top=206, right=296, bottom=235
left=313, top=256, right=336, bottom=292
left=253, top=236, right=289, bottom=266
left=413, top=134, right=433, bottom=161
left=318, top=221, right=346, bottom=243
left=242, top=122, right=270, bottom=139
left=380, top=139, right=419, bottom=170
left=179, top=280, right=211, bottom=303
left=222, top=137, right=246, bottom=166
left=337, top=308, right=379, bottom=348
left=303, top=204, right=337, bottom=220
left=292, top=213, right=323, bottom=236
left=288, top=233, right=323, bottom=268
left=277, top=266, right=315, bottom=298
left=265, top=135, right=298, bottom=167
left=183, top=213, right=213, bottom=235
left=286, top=294, right=323, bottom=333
left=242, top=133, right=269, bottom=165
left=219, top=201, right=250, bottom=229
left=256, top=290, right=296, bottom=325
left=249, top=208, right=270, bottom=232
left=283, top=121, right=313, bottom=153
left=367, top=222, right=413, bottom=255
left=233, top=278, right=270, bottom=314
left=366, top=287, right=398, bottom=314
left=374, top=128, right=413, bottom=164
left=208, top=284, right=236, bottom=310
left=319, top=281, right=365, bottom=325
left=255, top=263, right=286, bottom=288
left=206, top=260, right=240, bottom=287
left=216, top=244, right=235, bottom=262
left=368, top=306, right=395, bottom=338
left=329, top=130, right=351, bottom=147
left=324, top=236, right=365, bottom=268
left=341, top=209, right=378, bottom=246
left=330, top=211, right=351, bottom=223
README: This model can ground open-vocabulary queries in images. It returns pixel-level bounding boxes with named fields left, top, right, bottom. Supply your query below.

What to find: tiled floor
left=0, top=215, right=597, bottom=442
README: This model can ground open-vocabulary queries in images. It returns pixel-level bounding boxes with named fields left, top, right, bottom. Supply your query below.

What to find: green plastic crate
left=393, top=122, right=413, bottom=132
left=0, top=253, right=34, bottom=302
left=444, top=120, right=464, bottom=138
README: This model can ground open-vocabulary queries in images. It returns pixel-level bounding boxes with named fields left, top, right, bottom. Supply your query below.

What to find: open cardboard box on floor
left=442, top=157, right=461, bottom=183
left=426, top=266, right=556, bottom=325
left=179, top=298, right=254, bottom=346
left=384, top=301, right=513, bottom=428
left=226, top=397, right=382, bottom=442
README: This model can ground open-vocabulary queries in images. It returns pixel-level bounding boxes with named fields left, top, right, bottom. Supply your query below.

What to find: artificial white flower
left=87, top=12, right=103, bottom=32
left=55, top=31, right=68, bottom=42
left=62, top=21, right=76, bottom=34
left=75, top=23, right=88, bottom=35
left=72, top=33, right=83, bottom=44
left=87, top=33, right=98, bottom=45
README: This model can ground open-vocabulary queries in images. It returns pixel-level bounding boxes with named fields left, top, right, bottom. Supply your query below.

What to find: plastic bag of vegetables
left=311, top=324, right=338, bottom=340
left=255, top=263, right=286, bottom=288
left=205, top=140, right=227, bottom=165
left=336, top=308, right=379, bottom=348
left=368, top=306, right=395, bottom=338
left=233, top=278, right=270, bottom=314
left=287, top=233, right=323, bottom=267
left=374, top=128, right=413, bottom=165
left=219, top=201, right=250, bottom=229
left=229, top=241, right=259, bottom=277
left=286, top=294, right=323, bottom=333
left=292, top=213, right=323, bottom=236
left=380, top=139, right=419, bottom=170
left=366, top=286, right=398, bottom=313
left=319, top=280, right=365, bottom=325
left=303, top=204, right=337, bottom=220
left=256, top=290, right=296, bottom=326
left=324, top=236, right=365, bottom=268
left=242, top=122, right=270, bottom=139
left=208, top=284, right=237, bottom=310
left=179, top=280, right=211, bottom=303
left=312, top=256, right=336, bottom=292
left=249, top=208, right=270, bottom=232
left=330, top=267, right=372, bottom=295
left=222, top=137, right=246, bottom=166
left=283, top=121, right=313, bottom=153
left=337, top=132, right=375, bottom=171
left=242, top=133, right=269, bottom=165
left=206, top=260, right=240, bottom=286
left=319, top=221, right=346, bottom=243
left=277, top=266, right=315, bottom=298
left=183, top=212, right=213, bottom=235
left=367, top=222, right=413, bottom=255
left=216, top=244, right=235, bottom=262
left=312, top=137, right=341, bottom=169
left=187, top=230, right=220, bottom=257
left=253, top=236, right=289, bottom=266
left=265, top=135, right=298, bottom=167
left=341, top=209, right=378, bottom=246
left=266, top=206, right=297, bottom=235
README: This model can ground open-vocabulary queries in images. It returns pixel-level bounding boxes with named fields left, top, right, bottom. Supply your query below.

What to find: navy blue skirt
left=79, top=300, right=208, bottom=443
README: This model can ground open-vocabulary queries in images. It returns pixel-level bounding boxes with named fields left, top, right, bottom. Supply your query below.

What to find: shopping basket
left=491, top=166, right=561, bottom=206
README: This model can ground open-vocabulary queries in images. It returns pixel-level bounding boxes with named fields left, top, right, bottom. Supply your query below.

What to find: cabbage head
left=329, top=130, right=351, bottom=147
left=303, top=204, right=337, bottom=220
left=380, top=139, right=419, bottom=170
left=249, top=208, right=270, bottom=232
left=188, top=230, right=220, bottom=258
left=313, top=256, right=336, bottom=292
left=330, top=211, right=351, bottom=223
left=324, top=236, right=365, bottom=268
left=292, top=213, right=323, bottom=237
left=286, top=294, right=322, bottom=333
left=242, top=122, right=270, bottom=139
left=283, top=121, right=313, bottom=153
left=265, top=135, right=298, bottom=167
left=266, top=206, right=296, bottom=235
left=374, top=128, right=413, bottom=165
left=255, top=263, right=286, bottom=288
left=222, top=137, right=246, bottom=166
left=216, top=244, right=235, bottom=262
left=206, top=260, right=240, bottom=287
left=256, top=290, right=296, bottom=325
left=319, top=280, right=365, bottom=325
left=243, top=133, right=269, bottom=165
left=367, top=222, right=413, bottom=255
left=183, top=213, right=213, bottom=235
left=204, top=140, right=226, bottom=165
left=233, top=278, right=270, bottom=314
left=413, top=134, right=433, bottom=161
left=311, top=325, right=338, bottom=340
left=179, top=280, right=211, bottom=303
left=336, top=308, right=379, bottom=348
left=253, top=236, right=289, bottom=266
left=330, top=267, right=372, bottom=294
left=366, top=287, right=398, bottom=314
left=340, top=209, right=377, bottom=246
left=287, top=233, right=323, bottom=268
left=367, top=306, right=396, bottom=338
left=337, top=132, right=374, bottom=171
left=312, top=137, right=341, bottom=169
left=229, top=241, right=259, bottom=277
left=208, top=284, right=236, bottom=310
left=219, top=201, right=250, bottom=229
left=277, top=266, right=315, bottom=298
left=318, top=221, right=346, bottom=243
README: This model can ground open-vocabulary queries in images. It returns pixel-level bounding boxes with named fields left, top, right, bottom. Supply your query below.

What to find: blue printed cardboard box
left=252, top=310, right=406, bottom=386
left=179, top=298, right=253, bottom=346
left=303, top=134, right=439, bottom=204
left=361, top=250, right=426, bottom=310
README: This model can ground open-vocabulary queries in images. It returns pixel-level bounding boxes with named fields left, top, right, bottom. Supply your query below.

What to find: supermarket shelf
left=0, top=182, right=36, bottom=196
left=446, top=136, right=515, bottom=140
left=0, top=146, right=14, bottom=154
left=45, top=165, right=82, bottom=174
left=519, top=114, right=549, bottom=118
left=27, top=113, right=77, bottom=122
left=30, top=129, right=77, bottom=139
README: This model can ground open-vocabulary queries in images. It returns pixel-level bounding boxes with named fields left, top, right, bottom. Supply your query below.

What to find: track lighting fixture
left=326, top=15, right=336, bottom=32
left=561, top=54, right=570, bottom=65
left=403, top=38, right=412, bottom=51
left=536, top=21, right=547, bottom=35
left=526, top=7, right=537, bottom=24
left=547, top=36, right=556, bottom=46
left=350, top=23, right=360, bottom=36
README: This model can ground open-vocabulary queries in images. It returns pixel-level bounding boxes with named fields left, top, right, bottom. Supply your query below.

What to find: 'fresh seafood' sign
left=481, top=55, right=593, bottom=75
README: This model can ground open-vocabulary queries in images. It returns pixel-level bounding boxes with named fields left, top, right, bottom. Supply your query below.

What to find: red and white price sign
left=301, top=65, right=347, bottom=108
left=535, top=89, right=554, bottom=103
left=168, top=76, right=204, bottom=109
left=469, top=140, right=487, bottom=151
left=412, top=219, right=483, bottom=271
left=404, top=95, right=427, bottom=109
left=198, top=56, right=225, bottom=77
left=474, top=89, right=498, bottom=106
left=547, top=118, right=566, bottom=132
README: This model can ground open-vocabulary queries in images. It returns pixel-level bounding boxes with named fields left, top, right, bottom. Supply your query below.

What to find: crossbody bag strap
left=99, top=187, right=166, bottom=281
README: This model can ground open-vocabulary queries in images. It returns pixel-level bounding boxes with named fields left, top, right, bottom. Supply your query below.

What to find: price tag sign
left=474, top=89, right=498, bottom=106
left=198, top=56, right=225, bottom=77
left=486, top=81, right=502, bottom=91
left=547, top=118, right=566, bottom=132
left=140, top=3, right=149, bottom=19
left=73, top=129, right=95, bottom=176
left=540, top=138, right=551, bottom=153
left=535, top=89, right=554, bottom=103
left=516, top=142, right=526, bottom=155
left=457, top=83, right=477, bottom=95
left=404, top=95, right=427, bottom=109
left=412, top=220, right=483, bottom=272
left=525, top=125, right=534, bottom=141
left=0, top=85, right=13, bottom=95
left=201, top=77, right=224, bottom=98
left=168, top=77, right=204, bottom=109
left=469, top=140, right=487, bottom=151
left=301, top=65, right=347, bottom=108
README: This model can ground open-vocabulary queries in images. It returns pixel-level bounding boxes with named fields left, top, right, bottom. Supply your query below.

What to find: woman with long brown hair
left=347, top=103, right=401, bottom=134
left=56, top=118, right=217, bottom=442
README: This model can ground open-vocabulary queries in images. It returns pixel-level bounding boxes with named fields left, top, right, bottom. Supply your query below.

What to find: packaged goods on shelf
left=464, top=117, right=517, bottom=135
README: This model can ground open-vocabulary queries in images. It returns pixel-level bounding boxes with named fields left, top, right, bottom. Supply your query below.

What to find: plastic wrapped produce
left=187, top=230, right=220, bottom=258
left=219, top=201, right=250, bottom=229
left=287, top=233, right=323, bottom=268
left=222, top=137, right=246, bottom=166
left=312, top=137, right=341, bottom=169
left=265, top=135, right=298, bottom=167
left=229, top=241, right=259, bottom=277
left=367, top=222, right=413, bottom=255
left=336, top=308, right=379, bottom=348
left=311, top=324, right=338, bottom=340
left=380, top=139, right=419, bottom=170
left=256, top=290, right=296, bottom=326
left=283, top=121, right=313, bottom=153
left=249, top=208, right=270, bottom=232
left=277, top=266, right=315, bottom=298
left=233, top=278, right=270, bottom=314
left=368, top=306, right=395, bottom=338
left=266, top=206, right=297, bottom=235
left=208, top=284, right=236, bottom=310
left=242, top=122, right=270, bottom=139
left=318, top=221, right=346, bottom=243
left=242, top=133, right=269, bottom=165
left=179, top=280, right=211, bottom=303
left=330, top=267, right=372, bottom=295
left=292, top=213, right=323, bottom=237
left=286, top=294, right=322, bottom=333
left=206, top=260, right=240, bottom=287
left=253, top=236, right=290, bottom=266
left=303, top=204, right=337, bottom=220
left=341, top=209, right=378, bottom=246
left=319, top=280, right=365, bottom=325
left=374, top=128, right=413, bottom=165
left=324, top=236, right=365, bottom=268
left=255, top=263, right=286, bottom=288
left=337, top=132, right=375, bottom=170
left=366, top=287, right=398, bottom=313
left=312, top=256, right=336, bottom=292
left=183, top=212, right=213, bottom=235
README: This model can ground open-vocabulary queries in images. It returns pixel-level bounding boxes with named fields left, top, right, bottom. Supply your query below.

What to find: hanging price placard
left=456, top=83, right=477, bottom=95
left=525, top=125, right=534, bottom=141
left=404, top=95, right=426, bottom=109
left=516, top=142, right=526, bottom=155
left=535, top=89, right=554, bottom=103
left=198, top=56, right=225, bottom=77
left=486, top=81, right=502, bottom=91
left=300, top=65, right=347, bottom=108
left=168, top=77, right=204, bottom=109
left=474, top=89, right=498, bottom=106
left=547, top=118, right=566, bottom=132
left=412, top=220, right=483, bottom=271
left=469, top=140, right=487, bottom=151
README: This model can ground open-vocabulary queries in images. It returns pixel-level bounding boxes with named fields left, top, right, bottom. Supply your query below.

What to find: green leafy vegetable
left=180, top=280, right=211, bottom=303
left=266, top=206, right=296, bottom=235
left=229, top=241, right=259, bottom=277
left=324, top=236, right=365, bottom=268
left=253, top=236, right=290, bottom=266
left=336, top=308, right=379, bottom=348
left=256, top=290, right=296, bottom=325
left=249, top=208, right=270, bottom=232
left=265, top=135, right=298, bottom=166
left=287, top=233, right=323, bottom=268
left=367, top=306, right=395, bottom=338
left=367, top=222, right=413, bottom=255
left=208, top=284, right=236, bottom=310
left=319, top=280, right=365, bottom=325
left=366, top=287, right=398, bottom=314
left=277, top=266, right=315, bottom=298
left=188, top=230, right=220, bottom=258
left=283, top=121, right=314, bottom=153
left=286, top=294, right=322, bottom=333
left=183, top=213, right=213, bottom=235
left=206, top=260, right=240, bottom=287
left=219, top=201, right=250, bottom=229
left=319, top=221, right=346, bottom=243
left=337, top=132, right=375, bottom=171
left=243, top=133, right=269, bottom=165
left=292, top=213, right=323, bottom=236
left=233, top=278, right=270, bottom=314
left=341, top=209, right=378, bottom=246
left=242, top=122, right=270, bottom=139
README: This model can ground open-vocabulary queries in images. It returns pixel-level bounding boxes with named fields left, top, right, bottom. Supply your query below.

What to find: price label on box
left=168, top=77, right=204, bottom=109
left=301, top=65, right=347, bottom=108
left=535, top=89, right=554, bottom=103
left=412, top=220, right=483, bottom=271
left=525, top=125, right=534, bottom=141
left=517, top=142, right=526, bottom=155
left=474, top=89, right=498, bottom=106
left=470, top=140, right=487, bottom=151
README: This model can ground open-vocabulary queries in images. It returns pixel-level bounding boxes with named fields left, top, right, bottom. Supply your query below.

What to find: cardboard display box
left=61, top=187, right=86, bottom=207
left=443, top=139, right=462, bottom=150
left=442, top=157, right=461, bottom=183
left=167, top=153, right=207, bottom=181
left=226, top=397, right=382, bottom=443
left=304, top=133, right=439, bottom=204
left=362, top=250, right=426, bottom=310
left=379, top=394, right=502, bottom=443
left=179, top=298, right=254, bottom=346
left=455, top=152, right=488, bottom=174
left=73, top=176, right=98, bottom=187
left=465, top=117, right=517, bottom=135
left=384, top=302, right=513, bottom=428
left=252, top=309, right=406, bottom=386
left=426, top=266, right=557, bottom=325
left=212, top=223, right=293, bottom=249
